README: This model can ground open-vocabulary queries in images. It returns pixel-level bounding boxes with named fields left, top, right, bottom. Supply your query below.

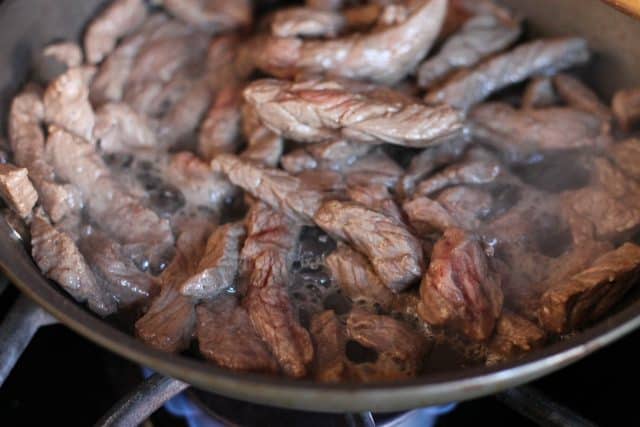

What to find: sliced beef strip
left=310, top=310, right=349, bottom=382
left=281, top=149, right=318, bottom=174
left=325, top=242, right=395, bottom=310
left=44, top=66, right=96, bottom=142
left=79, top=230, right=156, bottom=307
left=84, top=0, right=148, bottom=64
left=244, top=249, right=314, bottom=378
left=521, top=77, right=558, bottom=109
left=306, top=139, right=374, bottom=171
left=470, top=103, right=610, bottom=163
left=165, top=152, right=235, bottom=210
left=9, top=86, right=80, bottom=223
left=487, top=310, right=545, bottom=363
left=255, top=0, right=447, bottom=85
left=397, top=137, right=469, bottom=198
left=539, top=243, right=640, bottom=333
left=135, top=226, right=213, bottom=353
left=314, top=200, right=423, bottom=292
left=0, top=164, right=38, bottom=219
left=271, top=7, right=346, bottom=38
left=94, top=102, right=156, bottom=152
left=212, top=153, right=325, bottom=223
left=344, top=150, right=403, bottom=189
left=162, top=0, right=251, bottom=31
left=196, top=294, right=278, bottom=373
left=608, top=139, right=640, bottom=182
left=181, top=222, right=245, bottom=299
left=243, top=77, right=463, bottom=146
left=346, top=311, right=428, bottom=381
left=426, top=37, right=590, bottom=111
left=403, top=196, right=458, bottom=235
left=414, top=158, right=501, bottom=197
left=297, top=169, right=345, bottom=193
left=240, top=104, right=284, bottom=168
left=417, top=13, right=520, bottom=88
left=418, top=228, right=503, bottom=341
left=346, top=184, right=402, bottom=223
left=198, top=86, right=243, bottom=161
left=46, top=126, right=174, bottom=271
left=31, top=210, right=116, bottom=316
left=612, top=88, right=640, bottom=132
left=436, top=185, right=493, bottom=229
left=553, top=73, right=612, bottom=122
left=561, top=156, right=640, bottom=241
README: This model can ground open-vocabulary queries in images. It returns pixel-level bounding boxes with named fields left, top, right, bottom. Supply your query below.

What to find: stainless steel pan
left=1, top=0, right=640, bottom=413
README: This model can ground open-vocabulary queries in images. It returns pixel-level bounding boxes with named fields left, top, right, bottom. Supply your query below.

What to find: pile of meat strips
left=3, top=0, right=640, bottom=382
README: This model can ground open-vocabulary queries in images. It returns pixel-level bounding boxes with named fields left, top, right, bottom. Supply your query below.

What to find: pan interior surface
left=1, top=0, right=640, bottom=412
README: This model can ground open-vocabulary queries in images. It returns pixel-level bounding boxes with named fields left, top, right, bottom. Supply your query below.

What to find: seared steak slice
left=325, top=242, right=395, bottom=310
left=0, top=164, right=38, bottom=219
left=539, top=243, right=640, bottom=333
left=79, top=230, right=156, bottom=308
left=418, top=228, right=503, bottom=341
left=426, top=37, right=590, bottom=110
left=314, top=200, right=423, bottom=292
left=212, top=154, right=325, bottom=223
left=346, top=311, right=428, bottom=381
left=196, top=294, right=278, bottom=373
left=310, top=310, right=349, bottom=382
left=84, top=0, right=148, bottom=64
left=244, top=249, right=313, bottom=377
left=414, top=158, right=501, bottom=197
left=417, top=13, right=520, bottom=88
left=181, top=222, right=245, bottom=299
left=31, top=211, right=116, bottom=316
left=243, top=77, right=463, bottom=146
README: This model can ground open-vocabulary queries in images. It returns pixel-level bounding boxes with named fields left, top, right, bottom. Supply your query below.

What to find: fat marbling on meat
left=314, top=200, right=424, bottom=292
left=426, top=37, right=590, bottom=111
left=243, top=77, right=463, bottom=146
left=255, top=0, right=447, bottom=85
left=196, top=294, right=278, bottom=373
left=418, top=228, right=503, bottom=341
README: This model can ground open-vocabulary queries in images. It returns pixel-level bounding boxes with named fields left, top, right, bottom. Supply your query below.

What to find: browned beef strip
left=539, top=243, right=640, bottom=333
left=417, top=13, right=520, bottom=88
left=271, top=7, right=346, bottom=38
left=196, top=294, right=278, bottom=373
left=0, top=164, right=38, bottom=219
left=243, top=78, right=463, bottom=146
left=165, top=152, right=235, bottom=211
left=162, top=0, right=251, bottom=31
left=438, top=186, right=493, bottom=229
left=198, top=86, right=243, bottom=161
left=521, top=77, right=558, bottom=109
left=46, top=127, right=174, bottom=271
left=346, top=311, right=428, bottom=381
left=43, top=66, right=96, bottom=142
left=212, top=154, right=325, bottom=223
left=31, top=211, right=116, bottom=316
left=181, top=222, right=245, bottom=299
left=403, top=196, right=458, bottom=235
left=281, top=149, right=318, bottom=174
left=553, top=73, right=612, bottom=122
left=325, top=242, right=395, bottom=310
left=94, top=102, right=156, bottom=152
left=135, top=226, right=212, bottom=352
left=346, top=184, right=403, bottom=223
left=255, top=0, right=447, bottom=85
left=426, top=37, right=590, bottom=111
left=343, top=150, right=403, bottom=189
left=244, top=249, right=313, bottom=377
left=608, top=139, right=640, bottom=181
left=418, top=228, right=503, bottom=341
left=84, top=0, right=148, bottom=64
left=309, top=310, right=349, bottom=382
left=470, top=103, right=610, bottom=163
left=414, top=158, right=501, bottom=197
left=397, top=138, right=468, bottom=198
left=79, top=230, right=156, bottom=307
left=240, top=104, right=284, bottom=168
left=297, top=169, right=346, bottom=193
left=314, top=200, right=423, bottom=292
left=488, top=310, right=545, bottom=362
left=306, top=139, right=373, bottom=171
left=612, top=87, right=640, bottom=132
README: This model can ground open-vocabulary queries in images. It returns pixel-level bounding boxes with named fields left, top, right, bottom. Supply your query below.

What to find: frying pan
left=1, top=0, right=640, bottom=413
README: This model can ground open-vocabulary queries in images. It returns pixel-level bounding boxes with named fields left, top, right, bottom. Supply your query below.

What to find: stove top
left=0, top=283, right=638, bottom=427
